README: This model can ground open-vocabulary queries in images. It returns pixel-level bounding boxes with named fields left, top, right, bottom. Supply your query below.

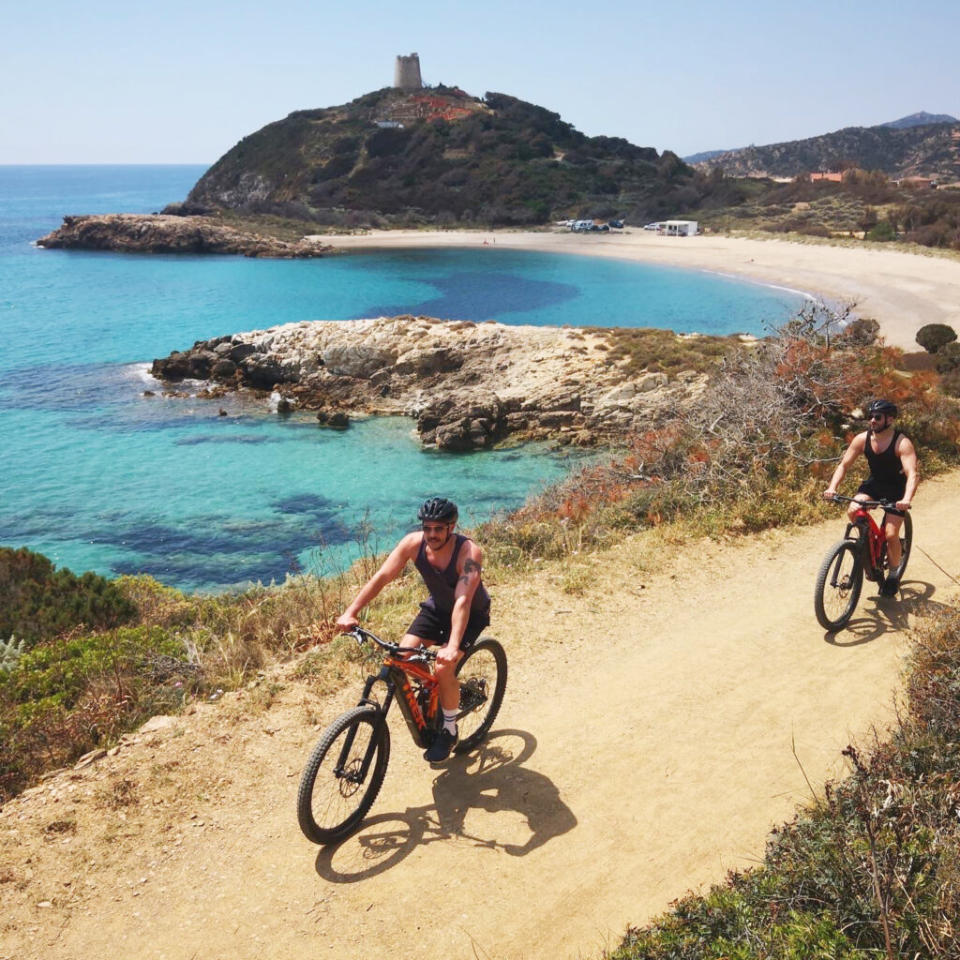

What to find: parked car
left=609, top=219, right=624, bottom=229
left=643, top=222, right=661, bottom=231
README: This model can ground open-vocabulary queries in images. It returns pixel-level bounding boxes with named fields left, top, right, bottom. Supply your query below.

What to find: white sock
left=442, top=708, right=458, bottom=735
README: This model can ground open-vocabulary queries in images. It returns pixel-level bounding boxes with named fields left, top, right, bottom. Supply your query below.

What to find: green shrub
left=866, top=220, right=896, bottom=241
left=915, top=323, right=957, bottom=354
left=0, top=625, right=197, bottom=799
left=0, top=547, right=136, bottom=647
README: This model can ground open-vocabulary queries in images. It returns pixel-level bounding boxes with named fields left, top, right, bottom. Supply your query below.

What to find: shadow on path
left=823, top=578, right=948, bottom=647
left=314, top=729, right=576, bottom=883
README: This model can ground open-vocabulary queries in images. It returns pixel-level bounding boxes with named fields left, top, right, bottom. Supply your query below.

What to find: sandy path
left=324, top=229, right=960, bottom=351
left=4, top=473, right=960, bottom=960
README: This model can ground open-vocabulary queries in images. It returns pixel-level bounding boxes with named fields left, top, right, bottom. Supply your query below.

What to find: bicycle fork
left=333, top=670, right=395, bottom=784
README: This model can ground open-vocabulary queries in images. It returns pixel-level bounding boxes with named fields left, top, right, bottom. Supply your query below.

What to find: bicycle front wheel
left=814, top=540, right=863, bottom=631
left=297, top=705, right=390, bottom=845
left=454, top=638, right=507, bottom=753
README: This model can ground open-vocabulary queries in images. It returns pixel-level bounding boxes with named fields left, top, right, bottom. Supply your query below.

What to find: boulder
left=321, top=343, right=397, bottom=378
left=211, top=359, right=237, bottom=380
left=317, top=409, right=350, bottom=429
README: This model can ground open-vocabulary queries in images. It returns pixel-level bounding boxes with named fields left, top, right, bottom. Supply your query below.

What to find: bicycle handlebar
left=825, top=493, right=909, bottom=511
left=347, top=626, right=437, bottom=662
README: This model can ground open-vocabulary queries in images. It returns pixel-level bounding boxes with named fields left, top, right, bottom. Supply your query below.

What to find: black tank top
left=414, top=533, right=490, bottom=616
left=864, top=428, right=905, bottom=490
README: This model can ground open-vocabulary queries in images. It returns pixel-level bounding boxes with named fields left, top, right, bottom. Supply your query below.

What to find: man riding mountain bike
left=822, top=398, right=919, bottom=596
left=336, top=497, right=490, bottom=763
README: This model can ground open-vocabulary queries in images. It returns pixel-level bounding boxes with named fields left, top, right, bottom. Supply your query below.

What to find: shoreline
left=322, top=229, right=960, bottom=350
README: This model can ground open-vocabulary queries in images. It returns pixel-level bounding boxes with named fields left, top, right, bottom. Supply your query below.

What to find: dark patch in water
left=175, top=434, right=271, bottom=446
left=111, top=552, right=293, bottom=591
left=360, top=271, right=579, bottom=321
left=1, top=496, right=359, bottom=590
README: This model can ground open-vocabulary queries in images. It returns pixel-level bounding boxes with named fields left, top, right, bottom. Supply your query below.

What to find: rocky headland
left=37, top=214, right=333, bottom=258
left=150, top=316, right=708, bottom=449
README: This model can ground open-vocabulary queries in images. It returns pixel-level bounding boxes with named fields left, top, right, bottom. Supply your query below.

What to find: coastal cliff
left=37, top=214, right=332, bottom=258
left=151, top=316, right=715, bottom=449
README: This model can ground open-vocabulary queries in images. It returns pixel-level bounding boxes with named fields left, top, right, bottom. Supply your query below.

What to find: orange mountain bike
left=814, top=494, right=913, bottom=631
left=297, top=626, right=507, bottom=845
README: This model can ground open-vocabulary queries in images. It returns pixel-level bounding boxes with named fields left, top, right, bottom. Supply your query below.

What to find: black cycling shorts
left=856, top=480, right=906, bottom=517
left=406, top=602, right=490, bottom=649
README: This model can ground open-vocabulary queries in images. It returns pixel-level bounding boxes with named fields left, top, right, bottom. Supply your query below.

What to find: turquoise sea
left=0, top=165, right=805, bottom=591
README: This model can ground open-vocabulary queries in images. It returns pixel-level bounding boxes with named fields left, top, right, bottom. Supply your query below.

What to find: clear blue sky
left=2, top=0, right=958, bottom=164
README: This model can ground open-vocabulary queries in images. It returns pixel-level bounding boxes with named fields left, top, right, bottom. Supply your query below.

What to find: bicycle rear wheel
left=297, top=705, right=390, bottom=845
left=454, top=638, right=507, bottom=753
left=814, top=540, right=863, bottom=631
left=886, top=510, right=913, bottom=580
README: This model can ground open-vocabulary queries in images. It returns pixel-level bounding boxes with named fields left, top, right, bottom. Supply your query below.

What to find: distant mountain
left=689, top=114, right=960, bottom=179
left=683, top=148, right=737, bottom=165
left=881, top=111, right=958, bottom=130
left=179, top=86, right=699, bottom=227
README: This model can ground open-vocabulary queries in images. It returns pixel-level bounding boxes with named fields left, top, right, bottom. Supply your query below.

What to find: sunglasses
left=868, top=414, right=886, bottom=421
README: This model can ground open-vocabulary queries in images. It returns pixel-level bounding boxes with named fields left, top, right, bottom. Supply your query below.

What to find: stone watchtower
left=394, top=53, right=423, bottom=92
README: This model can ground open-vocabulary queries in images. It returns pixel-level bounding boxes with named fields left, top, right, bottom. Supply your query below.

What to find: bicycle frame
left=358, top=655, right=440, bottom=750
left=332, top=631, right=440, bottom=786
left=843, top=505, right=886, bottom=579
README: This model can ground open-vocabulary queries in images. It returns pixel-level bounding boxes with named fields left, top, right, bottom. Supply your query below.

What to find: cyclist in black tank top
left=336, top=497, right=490, bottom=762
left=824, top=398, right=919, bottom=595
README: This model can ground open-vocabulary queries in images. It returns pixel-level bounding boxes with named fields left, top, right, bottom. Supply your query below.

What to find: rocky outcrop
left=37, top=214, right=332, bottom=258
left=150, top=316, right=703, bottom=449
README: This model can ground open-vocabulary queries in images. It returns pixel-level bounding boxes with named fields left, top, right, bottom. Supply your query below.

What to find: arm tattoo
left=458, top=557, right=482, bottom=584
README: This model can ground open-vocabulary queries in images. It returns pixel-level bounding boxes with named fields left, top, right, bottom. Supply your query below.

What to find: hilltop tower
left=394, top=53, right=423, bottom=92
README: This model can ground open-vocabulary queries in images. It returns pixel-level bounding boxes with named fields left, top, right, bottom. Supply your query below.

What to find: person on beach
left=823, top=399, right=919, bottom=596
left=336, top=497, right=490, bottom=762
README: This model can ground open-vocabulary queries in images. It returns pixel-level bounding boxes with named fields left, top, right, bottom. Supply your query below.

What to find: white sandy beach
left=326, top=229, right=960, bottom=350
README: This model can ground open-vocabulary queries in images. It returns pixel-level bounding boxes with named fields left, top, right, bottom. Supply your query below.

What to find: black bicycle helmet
left=866, top=398, right=898, bottom=418
left=417, top=497, right=458, bottom=523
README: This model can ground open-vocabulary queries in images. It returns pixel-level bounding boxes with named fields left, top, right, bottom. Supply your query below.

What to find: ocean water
left=0, top=165, right=805, bottom=591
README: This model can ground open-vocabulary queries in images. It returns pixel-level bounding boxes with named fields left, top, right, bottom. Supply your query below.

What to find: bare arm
left=896, top=436, right=919, bottom=509
left=336, top=533, right=421, bottom=630
left=824, top=433, right=866, bottom=498
left=441, top=542, right=484, bottom=658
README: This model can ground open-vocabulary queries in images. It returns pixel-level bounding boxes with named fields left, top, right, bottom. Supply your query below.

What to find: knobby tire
left=454, top=637, right=507, bottom=752
left=814, top=540, right=863, bottom=632
left=297, top=705, right=390, bottom=846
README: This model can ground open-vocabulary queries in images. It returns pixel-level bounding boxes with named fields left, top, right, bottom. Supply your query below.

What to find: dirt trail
left=4, top=473, right=960, bottom=960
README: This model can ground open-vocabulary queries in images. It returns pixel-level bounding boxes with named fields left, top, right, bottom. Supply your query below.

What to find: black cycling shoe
left=880, top=575, right=900, bottom=597
left=424, top=727, right=458, bottom=763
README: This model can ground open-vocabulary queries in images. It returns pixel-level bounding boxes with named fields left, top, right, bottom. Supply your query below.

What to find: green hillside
left=180, top=86, right=699, bottom=227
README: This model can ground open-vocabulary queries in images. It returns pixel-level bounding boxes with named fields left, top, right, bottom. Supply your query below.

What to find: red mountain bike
left=297, top=626, right=507, bottom=845
left=814, top=494, right=913, bottom=631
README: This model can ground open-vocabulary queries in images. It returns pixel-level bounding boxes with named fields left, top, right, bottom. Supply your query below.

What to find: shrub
left=939, top=368, right=960, bottom=397
left=0, top=636, right=26, bottom=673
left=836, top=317, right=879, bottom=346
left=935, top=340, right=960, bottom=374
left=865, top=220, right=896, bottom=241
left=916, top=323, right=958, bottom=354
left=0, top=547, right=136, bottom=648
left=0, top=624, right=197, bottom=799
